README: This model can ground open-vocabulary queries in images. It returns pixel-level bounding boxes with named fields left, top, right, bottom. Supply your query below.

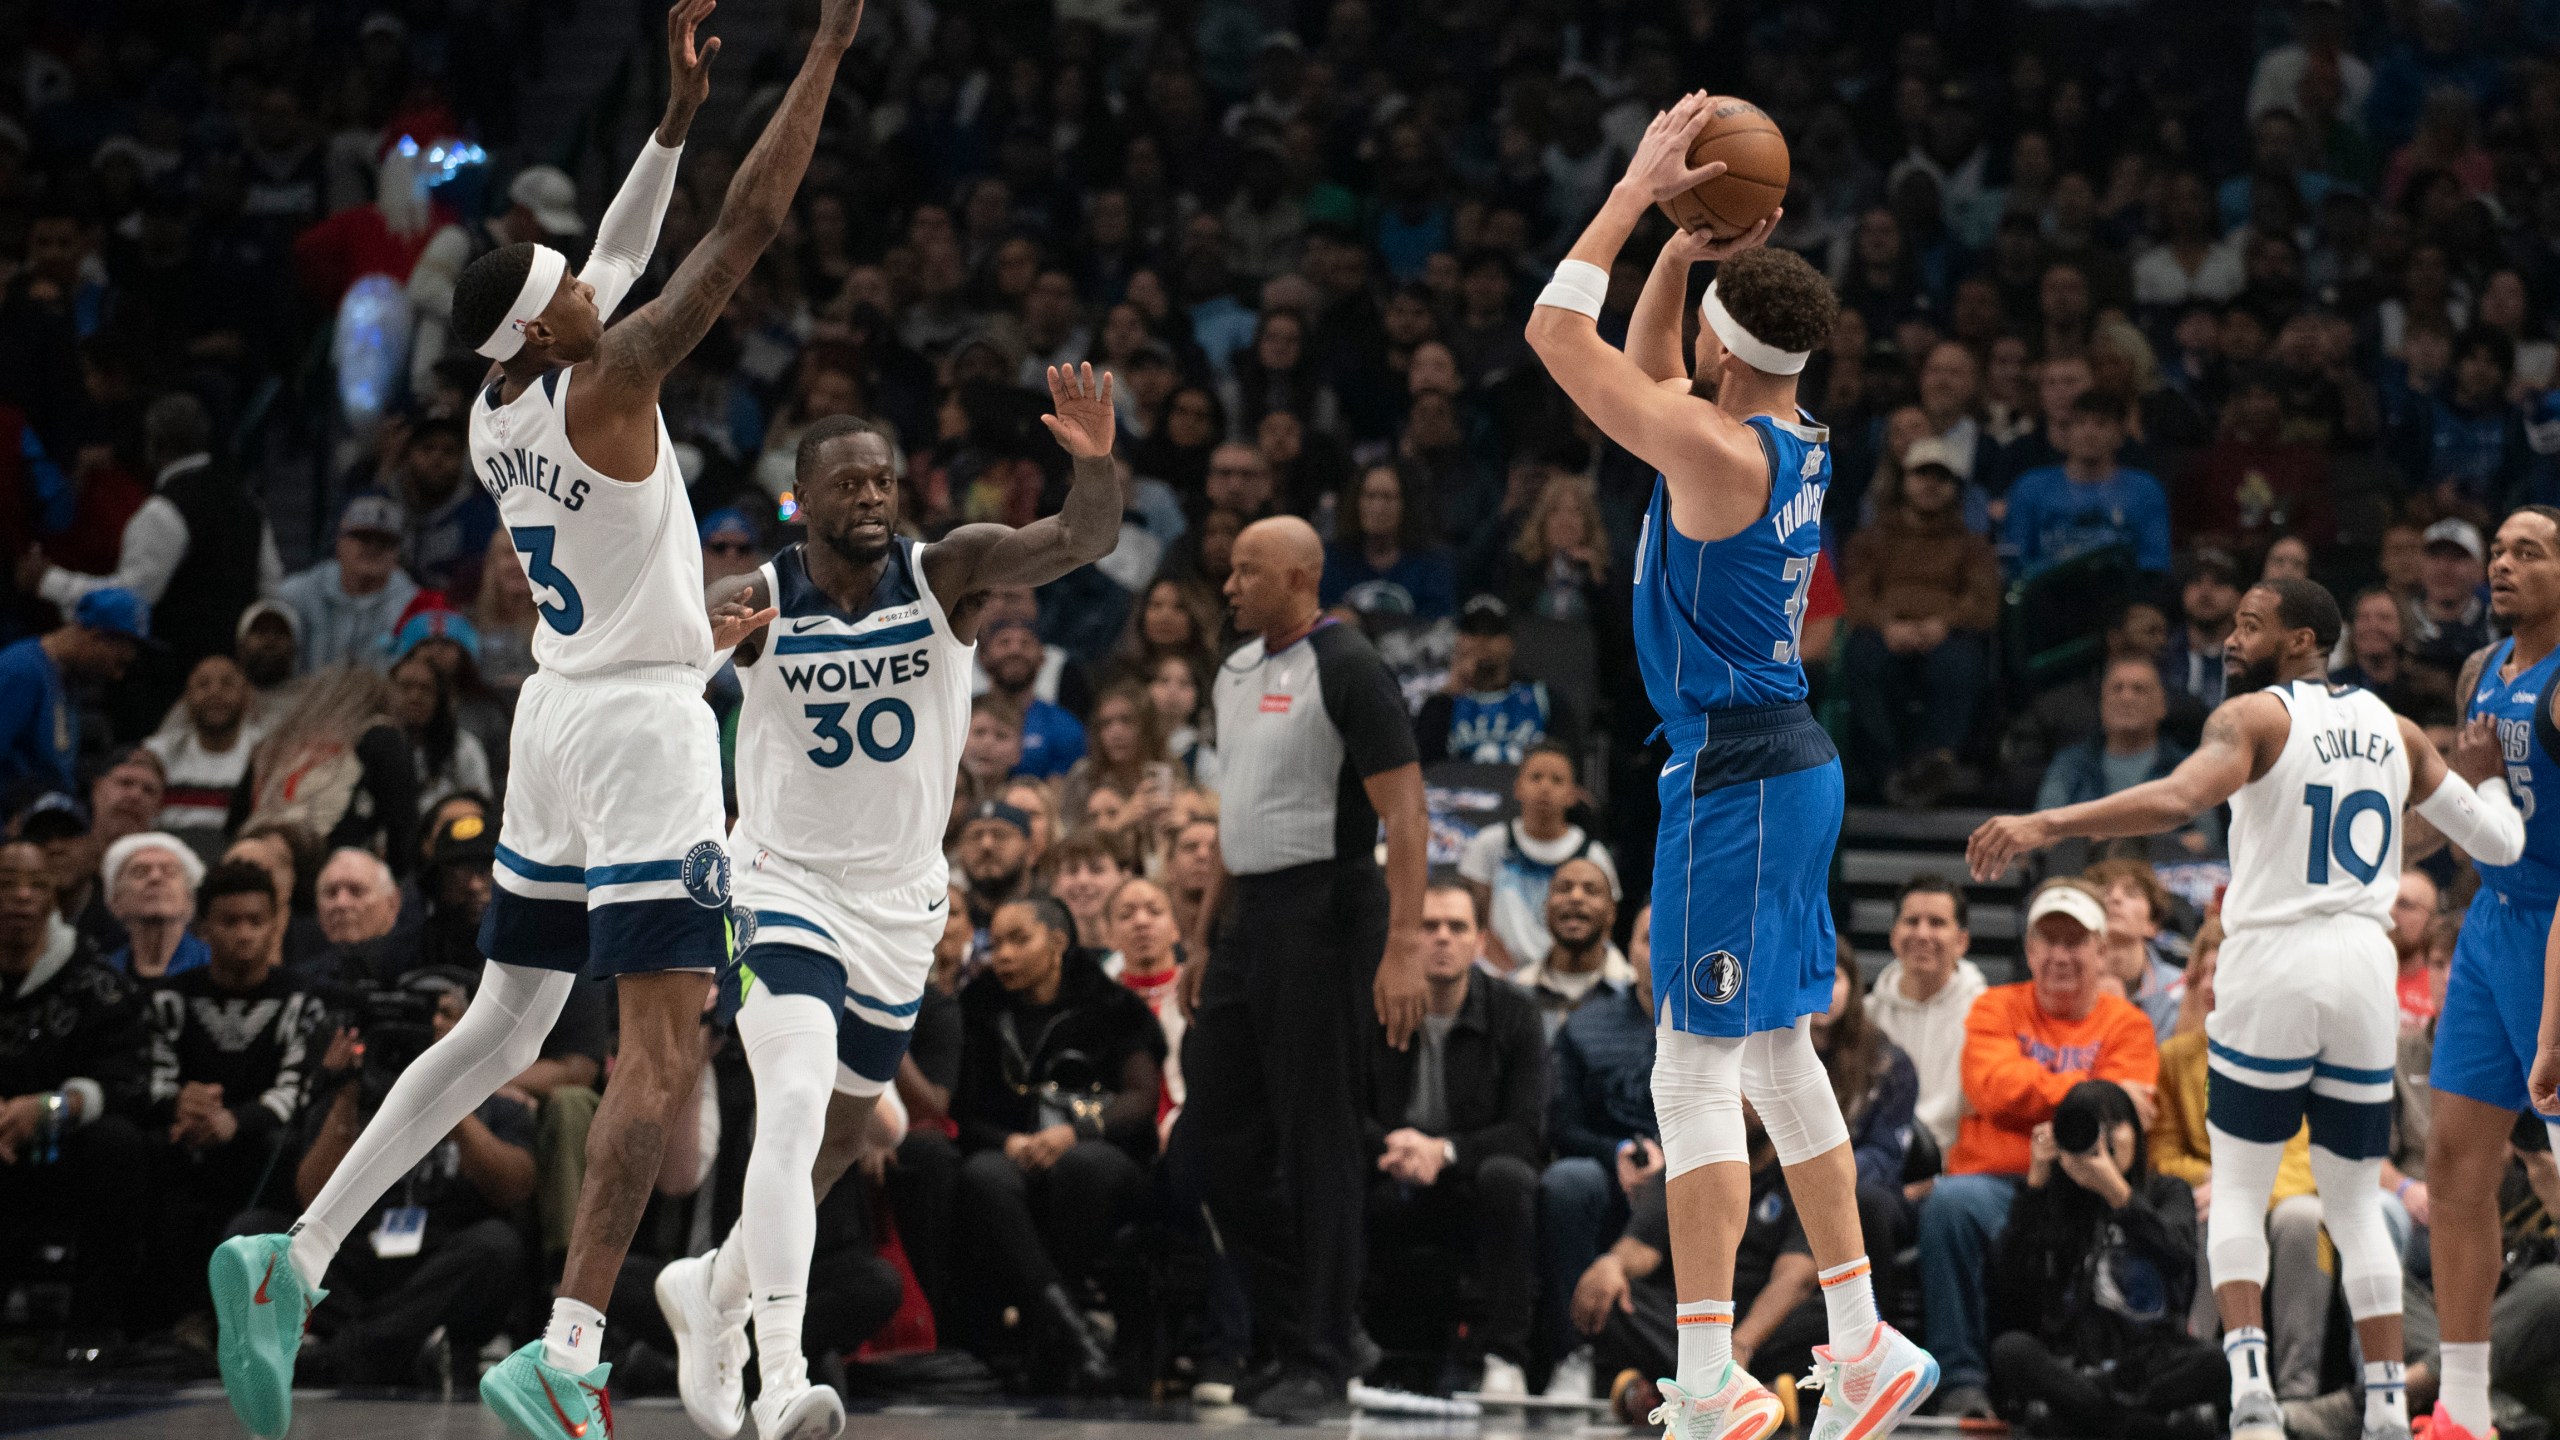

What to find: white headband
left=1700, top=280, right=1810, bottom=376
left=474, top=244, right=569, bottom=361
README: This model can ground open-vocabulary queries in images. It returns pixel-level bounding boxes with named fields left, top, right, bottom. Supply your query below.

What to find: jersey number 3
left=804, top=699, right=915, bottom=768
left=510, top=526, right=585, bottom=635
left=1771, top=555, right=1816, bottom=663
left=2303, top=784, right=2393, bottom=885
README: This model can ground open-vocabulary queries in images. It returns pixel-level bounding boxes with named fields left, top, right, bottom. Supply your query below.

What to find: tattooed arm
left=567, top=0, right=862, bottom=480
left=1969, top=694, right=2284, bottom=879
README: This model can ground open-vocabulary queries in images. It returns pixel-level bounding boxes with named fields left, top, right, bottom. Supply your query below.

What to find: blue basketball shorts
left=2431, top=886, right=2560, bottom=1118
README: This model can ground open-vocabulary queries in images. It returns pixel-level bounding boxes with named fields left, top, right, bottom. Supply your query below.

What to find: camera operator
left=277, top=966, right=534, bottom=1386
left=1985, top=1080, right=2221, bottom=1438
left=142, top=859, right=325, bottom=1330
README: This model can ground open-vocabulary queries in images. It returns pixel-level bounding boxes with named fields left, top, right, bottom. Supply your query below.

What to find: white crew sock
left=2440, top=1341, right=2493, bottom=1435
left=2226, top=1326, right=2274, bottom=1402
left=2364, top=1359, right=2408, bottom=1434
left=288, top=962, right=574, bottom=1287
left=544, top=1297, right=607, bottom=1373
left=1675, top=1298, right=1736, bottom=1393
left=1817, top=1256, right=1879, bottom=1356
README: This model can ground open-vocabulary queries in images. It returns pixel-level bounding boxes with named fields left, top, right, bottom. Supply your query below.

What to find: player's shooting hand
left=710, top=599, right=777, bottom=651
left=665, top=0, right=722, bottom=126
left=2452, top=715, right=2506, bottom=787
left=1621, top=92, right=1727, bottom=208
left=1684, top=210, right=1782, bottom=262
left=1040, top=363, right=1116, bottom=459
left=1966, top=812, right=2052, bottom=881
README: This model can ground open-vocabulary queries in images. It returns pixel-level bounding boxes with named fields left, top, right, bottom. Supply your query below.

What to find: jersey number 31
left=2302, top=784, right=2392, bottom=885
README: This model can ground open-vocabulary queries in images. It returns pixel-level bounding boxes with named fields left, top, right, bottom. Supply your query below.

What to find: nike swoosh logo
left=1663, top=761, right=1688, bottom=775
left=790, top=617, right=827, bottom=633
left=537, top=1372, right=588, bottom=1438
left=926, top=896, right=947, bottom=912
left=254, top=1253, right=278, bottom=1305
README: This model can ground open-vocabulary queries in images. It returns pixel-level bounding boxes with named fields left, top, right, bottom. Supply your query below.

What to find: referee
left=1181, top=515, right=1427, bottom=1417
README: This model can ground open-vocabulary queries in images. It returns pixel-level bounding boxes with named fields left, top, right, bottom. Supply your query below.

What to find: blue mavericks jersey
left=2465, top=637, right=2560, bottom=904
left=1632, top=411, right=1829, bottom=719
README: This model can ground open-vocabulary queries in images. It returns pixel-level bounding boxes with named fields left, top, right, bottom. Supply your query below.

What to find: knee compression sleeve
left=1654, top=1028, right=1747, bottom=1179
left=2205, top=1123, right=2288, bottom=1290
left=293, top=961, right=573, bottom=1284
left=1739, top=1017, right=1852, bottom=1166
left=2309, top=1145, right=2401, bottom=1320
left=736, top=990, right=841, bottom=1389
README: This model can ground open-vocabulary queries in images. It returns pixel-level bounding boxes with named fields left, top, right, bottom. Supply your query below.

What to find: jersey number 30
left=510, top=526, right=585, bottom=635
left=2303, top=784, right=2392, bottom=885
left=805, top=699, right=915, bottom=767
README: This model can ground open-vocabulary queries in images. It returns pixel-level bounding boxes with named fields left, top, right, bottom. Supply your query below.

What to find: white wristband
left=1536, top=259, right=1608, bottom=320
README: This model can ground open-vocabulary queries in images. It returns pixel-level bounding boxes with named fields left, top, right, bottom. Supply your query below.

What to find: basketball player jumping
left=1968, top=578, right=2518, bottom=1440
left=651, top=366, right=1124, bottom=1440
left=209, top=3, right=863, bottom=1437
left=1525, top=91, right=1936, bottom=1440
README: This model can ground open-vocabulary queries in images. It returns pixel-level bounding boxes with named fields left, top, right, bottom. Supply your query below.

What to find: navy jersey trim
left=774, top=620, right=935, bottom=654
left=540, top=369, right=563, bottom=404
left=773, top=540, right=925, bottom=623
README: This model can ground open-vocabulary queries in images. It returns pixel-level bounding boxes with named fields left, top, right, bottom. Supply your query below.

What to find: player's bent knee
left=1654, top=1029, right=1748, bottom=1179
left=1738, top=1019, right=1850, bottom=1166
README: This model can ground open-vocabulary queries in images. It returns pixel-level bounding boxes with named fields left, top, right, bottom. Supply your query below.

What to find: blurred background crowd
left=4, top=0, right=2560, bottom=1427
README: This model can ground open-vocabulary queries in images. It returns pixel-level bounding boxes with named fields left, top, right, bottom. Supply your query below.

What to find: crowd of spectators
left=4, top=0, right=2560, bottom=1426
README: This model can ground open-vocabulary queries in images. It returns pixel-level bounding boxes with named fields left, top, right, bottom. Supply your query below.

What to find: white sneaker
left=2232, top=1389, right=2287, bottom=1440
left=1481, top=1355, right=1529, bottom=1399
left=752, top=1379, right=846, bottom=1440
left=655, top=1251, right=750, bottom=1440
left=1648, top=1363, right=1786, bottom=1440
left=1802, top=1323, right=1940, bottom=1440
left=1545, top=1346, right=1594, bottom=1402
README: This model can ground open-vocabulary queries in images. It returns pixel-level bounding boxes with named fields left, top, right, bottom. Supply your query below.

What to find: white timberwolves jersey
left=732, top=539, right=974, bottom=882
left=2223, top=680, right=2410, bottom=931
left=467, top=368, right=713, bottom=676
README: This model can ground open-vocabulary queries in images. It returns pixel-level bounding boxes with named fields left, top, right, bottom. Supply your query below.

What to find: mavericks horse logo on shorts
left=681, top=840, right=731, bottom=908
left=1693, top=949, right=1742, bottom=1005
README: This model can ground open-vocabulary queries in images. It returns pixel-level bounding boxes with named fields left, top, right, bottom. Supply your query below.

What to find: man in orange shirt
left=1915, top=879, right=2161, bottom=1418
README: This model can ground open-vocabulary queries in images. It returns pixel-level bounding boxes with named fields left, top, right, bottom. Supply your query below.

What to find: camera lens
left=2052, top=1096, right=2103, bottom=1154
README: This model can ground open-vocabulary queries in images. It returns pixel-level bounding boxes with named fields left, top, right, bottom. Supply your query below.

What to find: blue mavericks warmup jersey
left=1632, top=412, right=1828, bottom=718
left=1634, top=408, right=1845, bottom=1040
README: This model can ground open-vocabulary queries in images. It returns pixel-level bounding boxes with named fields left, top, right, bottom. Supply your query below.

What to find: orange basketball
left=1658, top=97, right=1789, bottom=239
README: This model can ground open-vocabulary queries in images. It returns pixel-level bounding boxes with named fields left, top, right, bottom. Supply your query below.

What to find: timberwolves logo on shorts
left=1693, top=949, right=1742, bottom=1005
left=681, top=840, right=731, bottom=908
left=728, top=901, right=758, bottom=953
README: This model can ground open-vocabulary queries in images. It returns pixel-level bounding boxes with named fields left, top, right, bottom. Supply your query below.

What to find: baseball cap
left=74, top=587, right=159, bottom=647
left=2423, top=517, right=2485, bottom=563
left=1458, top=593, right=1512, bottom=637
left=698, top=507, right=760, bottom=549
left=2025, top=880, right=2108, bottom=936
left=431, top=811, right=498, bottom=868
left=102, top=831, right=204, bottom=894
left=338, top=494, right=407, bottom=540
left=508, top=165, right=585, bottom=238
left=1901, top=436, right=1964, bottom=475
left=237, top=598, right=300, bottom=643
left=12, top=790, right=89, bottom=841
left=2179, top=545, right=2243, bottom=586
left=963, top=800, right=1033, bottom=839
left=390, top=607, right=483, bottom=666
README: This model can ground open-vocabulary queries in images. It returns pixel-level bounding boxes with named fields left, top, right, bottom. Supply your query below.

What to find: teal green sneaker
left=209, top=1233, right=322, bottom=1440
left=482, top=1340, right=614, bottom=1439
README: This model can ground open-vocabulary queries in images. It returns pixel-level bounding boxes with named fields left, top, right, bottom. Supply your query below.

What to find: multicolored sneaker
left=481, top=1341, right=613, bottom=1440
left=209, top=1232, right=323, bottom=1440
left=1648, top=1363, right=1787, bottom=1440
left=1801, top=1323, right=1940, bottom=1440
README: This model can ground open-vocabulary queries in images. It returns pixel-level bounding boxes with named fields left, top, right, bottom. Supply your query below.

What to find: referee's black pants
left=1182, top=857, right=1385, bottom=1383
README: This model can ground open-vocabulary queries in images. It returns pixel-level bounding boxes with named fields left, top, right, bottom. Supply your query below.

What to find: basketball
left=1658, top=97, right=1789, bottom=238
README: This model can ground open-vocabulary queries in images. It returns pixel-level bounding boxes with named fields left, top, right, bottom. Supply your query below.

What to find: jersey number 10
left=2302, top=784, right=2392, bottom=885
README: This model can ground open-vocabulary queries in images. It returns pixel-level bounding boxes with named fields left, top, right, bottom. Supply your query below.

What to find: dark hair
left=453, top=242, right=540, bottom=354
left=1894, top=875, right=1969, bottom=929
left=1002, top=892, right=1080, bottom=951
left=1820, top=948, right=1887, bottom=1124
left=1521, top=741, right=1577, bottom=776
left=2452, top=325, right=2516, bottom=377
left=795, top=414, right=895, bottom=477
left=392, top=652, right=461, bottom=781
left=200, top=858, right=281, bottom=915
left=2067, top=389, right=2124, bottom=422
left=1051, top=827, right=1133, bottom=876
left=1716, top=247, right=1839, bottom=357
left=2254, top=575, right=2344, bottom=653
left=2081, top=857, right=2170, bottom=928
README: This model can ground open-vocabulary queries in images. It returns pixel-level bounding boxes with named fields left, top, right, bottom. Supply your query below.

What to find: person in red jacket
left=1914, top=879, right=2161, bottom=1416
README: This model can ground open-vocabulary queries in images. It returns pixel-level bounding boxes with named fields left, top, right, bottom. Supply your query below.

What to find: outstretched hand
left=1671, top=209, right=1782, bottom=263
left=1041, top=362, right=1116, bottom=459
left=665, top=0, right=722, bottom=119
left=1622, top=92, right=1729, bottom=208
left=710, top=598, right=776, bottom=650
left=1967, top=812, right=2054, bottom=881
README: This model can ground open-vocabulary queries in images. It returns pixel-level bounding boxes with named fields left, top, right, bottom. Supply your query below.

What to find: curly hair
left=1717, top=247, right=1839, bottom=359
